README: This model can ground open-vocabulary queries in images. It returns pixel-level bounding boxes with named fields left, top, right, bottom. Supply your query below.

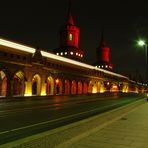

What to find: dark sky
left=0, top=0, right=147, bottom=82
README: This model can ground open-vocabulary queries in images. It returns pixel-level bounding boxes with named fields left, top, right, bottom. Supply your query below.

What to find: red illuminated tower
left=95, top=31, right=113, bottom=71
left=53, top=1, right=84, bottom=61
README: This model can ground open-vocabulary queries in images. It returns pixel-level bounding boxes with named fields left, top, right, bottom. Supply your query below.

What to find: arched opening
left=78, top=81, right=82, bottom=94
left=97, top=82, right=101, bottom=93
left=110, top=84, right=119, bottom=92
left=100, top=82, right=105, bottom=93
left=135, top=87, right=139, bottom=93
left=46, top=76, right=54, bottom=95
left=88, top=81, right=93, bottom=93
left=71, top=80, right=76, bottom=94
left=122, top=84, right=129, bottom=93
left=92, top=82, right=98, bottom=93
left=83, top=82, right=88, bottom=94
left=65, top=80, right=70, bottom=95
left=32, top=74, right=41, bottom=95
left=0, top=70, right=7, bottom=97
left=13, top=71, right=25, bottom=96
left=55, top=79, right=62, bottom=95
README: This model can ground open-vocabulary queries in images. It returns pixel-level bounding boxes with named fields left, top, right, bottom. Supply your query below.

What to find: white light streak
left=0, top=38, right=35, bottom=53
left=41, top=51, right=128, bottom=79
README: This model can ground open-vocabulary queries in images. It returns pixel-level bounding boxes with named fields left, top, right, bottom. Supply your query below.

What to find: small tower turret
left=95, top=31, right=113, bottom=71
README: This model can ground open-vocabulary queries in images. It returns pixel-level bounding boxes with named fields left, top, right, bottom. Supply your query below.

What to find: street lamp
left=138, top=39, right=147, bottom=58
left=137, top=39, right=147, bottom=98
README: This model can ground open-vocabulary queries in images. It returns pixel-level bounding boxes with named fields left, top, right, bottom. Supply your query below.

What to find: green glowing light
left=138, top=40, right=146, bottom=46
left=69, top=33, right=73, bottom=41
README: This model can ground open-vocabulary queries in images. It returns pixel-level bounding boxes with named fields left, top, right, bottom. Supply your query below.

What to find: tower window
left=69, top=33, right=73, bottom=41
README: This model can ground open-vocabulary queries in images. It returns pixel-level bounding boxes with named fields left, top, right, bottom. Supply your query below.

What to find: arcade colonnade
left=0, top=68, right=125, bottom=97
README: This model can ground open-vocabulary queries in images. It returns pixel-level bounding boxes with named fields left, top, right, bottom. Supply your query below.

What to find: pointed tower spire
left=67, top=0, right=74, bottom=25
left=53, top=0, right=84, bottom=62
left=100, top=27, right=107, bottom=47
left=100, top=27, right=104, bottom=42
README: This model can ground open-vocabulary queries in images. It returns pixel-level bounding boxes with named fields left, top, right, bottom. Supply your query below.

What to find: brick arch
left=0, top=70, right=7, bottom=97
left=55, top=78, right=63, bottom=95
left=46, top=76, right=54, bottom=95
left=83, top=82, right=88, bottom=94
left=71, top=80, right=77, bottom=94
left=64, top=79, right=70, bottom=95
left=32, top=74, right=41, bottom=96
left=100, top=81, right=105, bottom=93
left=110, top=83, right=120, bottom=92
left=96, top=81, right=101, bottom=93
left=78, top=81, right=82, bottom=94
left=13, top=70, right=26, bottom=96
left=88, top=81, right=93, bottom=93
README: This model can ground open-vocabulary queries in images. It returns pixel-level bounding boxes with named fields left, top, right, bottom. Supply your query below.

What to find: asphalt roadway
left=0, top=93, right=145, bottom=145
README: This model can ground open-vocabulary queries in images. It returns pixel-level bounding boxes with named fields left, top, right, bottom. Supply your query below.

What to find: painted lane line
left=0, top=99, right=137, bottom=136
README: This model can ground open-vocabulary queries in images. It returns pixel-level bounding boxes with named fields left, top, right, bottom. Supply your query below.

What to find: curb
left=1, top=98, right=146, bottom=148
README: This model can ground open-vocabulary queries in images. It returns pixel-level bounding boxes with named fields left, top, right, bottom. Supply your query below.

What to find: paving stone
left=70, top=102, right=148, bottom=148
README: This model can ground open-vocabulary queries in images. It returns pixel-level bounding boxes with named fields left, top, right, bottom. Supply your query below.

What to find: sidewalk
left=68, top=101, right=148, bottom=148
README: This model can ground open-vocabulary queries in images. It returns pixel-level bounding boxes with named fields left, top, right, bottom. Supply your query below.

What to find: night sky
left=0, top=0, right=147, bottom=82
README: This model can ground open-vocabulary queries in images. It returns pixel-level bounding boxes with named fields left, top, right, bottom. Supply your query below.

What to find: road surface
left=0, top=93, right=145, bottom=145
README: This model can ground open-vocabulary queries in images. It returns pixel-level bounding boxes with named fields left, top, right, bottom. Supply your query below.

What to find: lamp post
left=137, top=40, right=147, bottom=99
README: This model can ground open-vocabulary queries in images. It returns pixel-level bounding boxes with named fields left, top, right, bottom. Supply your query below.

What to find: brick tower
left=95, top=31, right=113, bottom=71
left=53, top=1, right=84, bottom=61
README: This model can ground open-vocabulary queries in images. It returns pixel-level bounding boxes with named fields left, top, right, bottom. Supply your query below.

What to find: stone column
left=62, top=79, right=65, bottom=95
left=81, top=82, right=84, bottom=94
left=6, top=79, right=13, bottom=97
left=41, top=80, right=46, bottom=96
left=24, top=81, right=32, bottom=96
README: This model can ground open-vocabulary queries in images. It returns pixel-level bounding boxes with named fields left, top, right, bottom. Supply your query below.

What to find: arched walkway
left=78, top=81, right=82, bottom=94
left=46, top=76, right=54, bottom=95
left=65, top=80, right=70, bottom=95
left=55, top=78, right=62, bottom=94
left=32, top=74, right=41, bottom=95
left=71, top=80, right=76, bottom=94
left=13, top=71, right=25, bottom=96
left=0, top=70, right=7, bottom=97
